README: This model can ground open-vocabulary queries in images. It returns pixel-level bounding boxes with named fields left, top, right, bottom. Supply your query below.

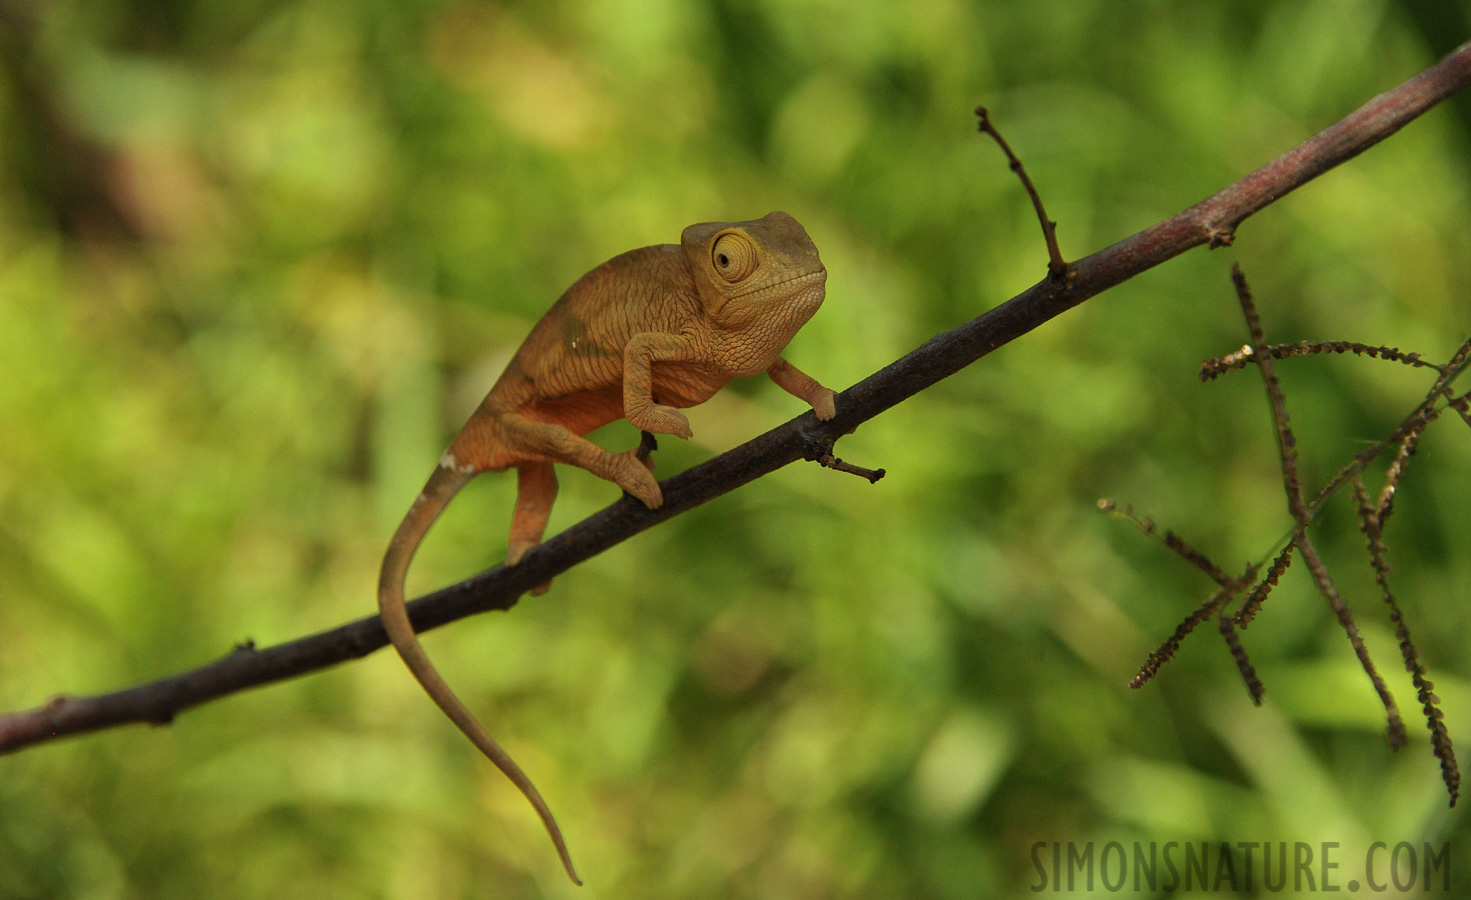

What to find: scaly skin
left=377, top=211, right=836, bottom=885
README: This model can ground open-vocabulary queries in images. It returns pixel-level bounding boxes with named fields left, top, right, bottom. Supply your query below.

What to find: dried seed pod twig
left=1201, top=340, right=1446, bottom=382
left=1234, top=537, right=1298, bottom=628
left=1352, top=476, right=1460, bottom=804
left=1218, top=613, right=1265, bottom=705
left=1232, top=267, right=1309, bottom=525
left=1296, top=534, right=1407, bottom=749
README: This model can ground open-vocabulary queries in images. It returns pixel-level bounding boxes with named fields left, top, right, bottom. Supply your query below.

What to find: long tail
left=377, top=461, right=582, bottom=886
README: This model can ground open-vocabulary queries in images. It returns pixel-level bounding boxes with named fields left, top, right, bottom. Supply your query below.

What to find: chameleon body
left=377, top=211, right=836, bottom=884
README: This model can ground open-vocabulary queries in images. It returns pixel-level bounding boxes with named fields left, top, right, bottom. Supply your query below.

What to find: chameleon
left=376, top=211, right=837, bottom=884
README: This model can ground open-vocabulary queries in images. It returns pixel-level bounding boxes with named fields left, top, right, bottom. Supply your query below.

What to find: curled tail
left=377, top=460, right=582, bottom=886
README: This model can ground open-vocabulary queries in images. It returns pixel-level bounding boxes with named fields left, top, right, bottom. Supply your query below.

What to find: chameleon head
left=680, top=211, right=828, bottom=334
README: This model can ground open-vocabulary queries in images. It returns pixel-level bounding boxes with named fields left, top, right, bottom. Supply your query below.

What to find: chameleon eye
left=711, top=233, right=758, bottom=283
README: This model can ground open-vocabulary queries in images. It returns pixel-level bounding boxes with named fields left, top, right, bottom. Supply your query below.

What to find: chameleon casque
left=377, top=211, right=837, bottom=884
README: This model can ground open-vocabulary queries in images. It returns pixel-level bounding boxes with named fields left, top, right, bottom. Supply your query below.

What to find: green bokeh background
left=3, top=1, right=1470, bottom=897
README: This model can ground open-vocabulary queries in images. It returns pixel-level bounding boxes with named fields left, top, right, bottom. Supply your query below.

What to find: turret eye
left=712, top=233, right=757, bottom=283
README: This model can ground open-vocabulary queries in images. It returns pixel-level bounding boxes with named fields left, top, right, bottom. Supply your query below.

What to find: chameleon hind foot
left=611, top=448, right=663, bottom=508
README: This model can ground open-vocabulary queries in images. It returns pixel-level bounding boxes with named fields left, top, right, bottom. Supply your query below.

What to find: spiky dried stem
left=1302, top=339, right=1469, bottom=522
left=1132, top=583, right=1240, bottom=689
left=1099, top=502, right=1234, bottom=586
left=1201, top=341, right=1448, bottom=382
left=1297, top=534, right=1406, bottom=748
left=1131, top=565, right=1256, bottom=689
left=1352, top=476, right=1460, bottom=804
left=1163, top=531, right=1235, bottom=588
left=1233, top=266, right=1309, bottom=525
left=1377, top=418, right=1430, bottom=523
left=1098, top=499, right=1156, bottom=536
left=1218, top=613, right=1265, bottom=705
left=1234, top=537, right=1298, bottom=628
left=1447, top=389, right=1470, bottom=429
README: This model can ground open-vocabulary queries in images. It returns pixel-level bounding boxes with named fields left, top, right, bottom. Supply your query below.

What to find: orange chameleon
left=377, top=211, right=837, bottom=884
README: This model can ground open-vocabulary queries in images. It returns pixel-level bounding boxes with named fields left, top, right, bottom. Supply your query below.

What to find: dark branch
left=5, top=39, right=1471, bottom=754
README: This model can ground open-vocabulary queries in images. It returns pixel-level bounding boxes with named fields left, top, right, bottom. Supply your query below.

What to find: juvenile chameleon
left=377, top=211, right=837, bottom=884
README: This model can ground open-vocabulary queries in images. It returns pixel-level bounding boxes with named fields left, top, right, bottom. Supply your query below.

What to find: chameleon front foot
left=811, top=387, right=837, bottom=421
left=626, top=404, right=693, bottom=440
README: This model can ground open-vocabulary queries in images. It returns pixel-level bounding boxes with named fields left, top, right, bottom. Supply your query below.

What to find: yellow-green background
left=3, top=1, right=1469, bottom=897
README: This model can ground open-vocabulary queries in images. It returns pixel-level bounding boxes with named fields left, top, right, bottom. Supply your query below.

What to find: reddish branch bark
left=4, top=39, right=1471, bottom=754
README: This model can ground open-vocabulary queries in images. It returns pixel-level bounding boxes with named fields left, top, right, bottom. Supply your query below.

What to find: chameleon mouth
left=727, top=267, right=827, bottom=300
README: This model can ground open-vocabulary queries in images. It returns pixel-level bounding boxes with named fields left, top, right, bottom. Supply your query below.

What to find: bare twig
left=1100, top=499, right=1241, bottom=588
left=975, top=106, right=1069, bottom=279
left=5, top=40, right=1471, bottom=753
left=1097, top=499, right=1154, bottom=536
left=1122, top=262, right=1467, bottom=805
left=1449, top=389, right=1471, bottom=429
left=804, top=440, right=886, bottom=483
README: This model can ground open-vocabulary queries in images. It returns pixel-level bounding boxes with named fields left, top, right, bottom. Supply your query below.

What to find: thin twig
left=5, top=39, right=1471, bottom=753
left=1130, top=283, right=1465, bottom=800
left=1097, top=500, right=1234, bottom=586
left=807, top=442, right=886, bottom=483
left=636, top=430, right=659, bottom=465
left=1449, top=389, right=1471, bottom=429
left=975, top=106, right=1069, bottom=279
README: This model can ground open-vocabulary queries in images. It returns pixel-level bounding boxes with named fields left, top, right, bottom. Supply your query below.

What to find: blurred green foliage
left=2, top=1, right=1469, bottom=897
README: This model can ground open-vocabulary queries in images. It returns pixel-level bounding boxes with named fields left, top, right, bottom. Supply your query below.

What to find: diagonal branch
left=4, top=39, right=1471, bottom=754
